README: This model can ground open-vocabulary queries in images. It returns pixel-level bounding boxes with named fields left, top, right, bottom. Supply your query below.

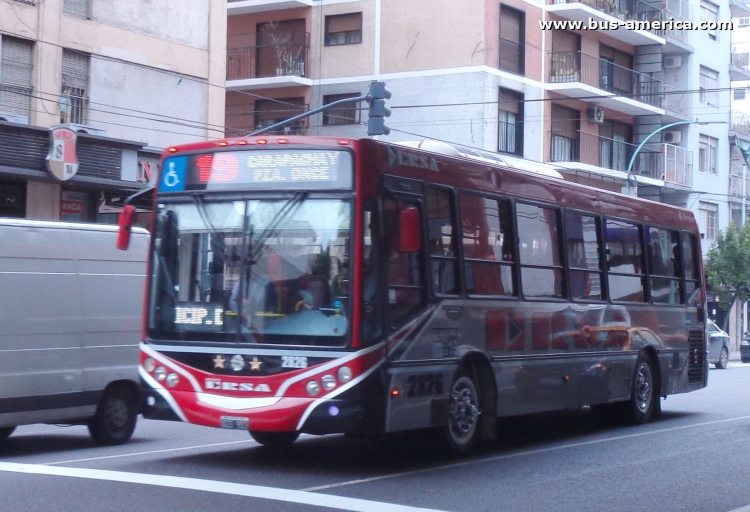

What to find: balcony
left=655, top=0, right=694, bottom=53
left=227, top=0, right=314, bottom=16
left=227, top=30, right=312, bottom=91
left=729, top=0, right=750, bottom=19
left=546, top=0, right=665, bottom=46
left=225, top=117, right=309, bottom=138
left=730, top=46, right=750, bottom=81
left=549, top=130, right=636, bottom=172
left=498, top=38, right=523, bottom=75
left=660, top=84, right=691, bottom=122
left=547, top=51, right=664, bottom=115
left=636, top=143, right=693, bottom=188
left=731, top=111, right=750, bottom=137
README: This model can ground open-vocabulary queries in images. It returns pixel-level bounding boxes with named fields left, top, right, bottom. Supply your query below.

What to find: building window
left=498, top=88, right=523, bottom=156
left=699, top=202, right=718, bottom=240
left=254, top=97, right=306, bottom=135
left=325, top=13, right=363, bottom=46
left=499, top=5, right=524, bottom=74
left=322, top=93, right=360, bottom=125
left=0, top=36, right=33, bottom=121
left=699, top=134, right=718, bottom=175
left=61, top=50, right=89, bottom=125
left=700, top=0, right=718, bottom=40
left=741, top=17, right=750, bottom=27
left=736, top=88, right=747, bottom=100
left=699, top=66, right=719, bottom=107
left=63, top=0, right=89, bottom=18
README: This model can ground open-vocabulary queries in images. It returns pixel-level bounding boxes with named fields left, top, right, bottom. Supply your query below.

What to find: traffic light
left=366, top=80, right=392, bottom=136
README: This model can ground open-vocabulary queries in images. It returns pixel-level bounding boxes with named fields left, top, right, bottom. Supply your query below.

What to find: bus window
left=426, top=187, right=459, bottom=295
left=564, top=211, right=602, bottom=301
left=647, top=227, right=681, bottom=305
left=361, top=201, right=383, bottom=344
left=605, top=219, right=645, bottom=302
left=383, top=197, right=426, bottom=328
left=683, top=232, right=702, bottom=305
left=516, top=203, right=564, bottom=299
left=459, top=194, right=515, bottom=296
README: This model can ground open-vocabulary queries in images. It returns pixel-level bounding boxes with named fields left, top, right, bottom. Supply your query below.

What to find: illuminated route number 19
left=406, top=373, right=444, bottom=398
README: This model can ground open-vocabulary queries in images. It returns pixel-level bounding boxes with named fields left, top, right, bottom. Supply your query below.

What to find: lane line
left=43, top=439, right=255, bottom=466
left=302, top=414, right=750, bottom=492
left=0, top=462, right=448, bottom=512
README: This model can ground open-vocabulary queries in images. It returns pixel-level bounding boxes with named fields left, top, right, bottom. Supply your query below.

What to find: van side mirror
left=397, top=207, right=420, bottom=253
left=117, top=205, right=137, bottom=250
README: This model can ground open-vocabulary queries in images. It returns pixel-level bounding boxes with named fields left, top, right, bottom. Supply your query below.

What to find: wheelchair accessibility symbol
left=159, top=156, right=186, bottom=192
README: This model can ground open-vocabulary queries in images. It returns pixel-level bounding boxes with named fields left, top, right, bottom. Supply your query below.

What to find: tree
left=704, top=221, right=750, bottom=332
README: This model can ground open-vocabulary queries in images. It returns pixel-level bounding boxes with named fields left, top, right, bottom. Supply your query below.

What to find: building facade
left=0, top=0, right=226, bottom=222
left=225, top=0, right=736, bottom=257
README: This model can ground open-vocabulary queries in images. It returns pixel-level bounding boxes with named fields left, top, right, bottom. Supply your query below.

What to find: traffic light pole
left=246, top=95, right=368, bottom=137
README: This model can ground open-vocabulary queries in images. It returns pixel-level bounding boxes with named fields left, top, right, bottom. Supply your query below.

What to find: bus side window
left=682, top=232, right=702, bottom=306
left=383, top=197, right=426, bottom=329
left=426, top=187, right=459, bottom=295
left=647, top=227, right=681, bottom=305
left=564, top=211, right=603, bottom=301
left=459, top=193, right=515, bottom=296
left=605, top=219, right=645, bottom=302
left=516, top=203, right=564, bottom=299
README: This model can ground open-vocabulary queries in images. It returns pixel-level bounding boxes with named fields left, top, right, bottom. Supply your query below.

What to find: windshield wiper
left=246, top=191, right=308, bottom=265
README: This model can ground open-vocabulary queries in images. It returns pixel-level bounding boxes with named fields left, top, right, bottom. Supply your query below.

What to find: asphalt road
left=2, top=362, right=750, bottom=512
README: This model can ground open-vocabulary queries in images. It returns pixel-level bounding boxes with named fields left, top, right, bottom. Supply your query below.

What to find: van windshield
left=147, top=197, right=352, bottom=346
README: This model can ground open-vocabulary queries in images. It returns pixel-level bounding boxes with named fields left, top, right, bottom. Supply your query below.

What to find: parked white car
left=707, top=319, right=731, bottom=370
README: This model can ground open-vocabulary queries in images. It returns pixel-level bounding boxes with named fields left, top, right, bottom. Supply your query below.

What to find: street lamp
left=623, top=120, right=726, bottom=196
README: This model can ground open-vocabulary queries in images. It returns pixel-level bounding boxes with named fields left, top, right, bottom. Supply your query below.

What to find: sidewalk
left=730, top=349, right=744, bottom=362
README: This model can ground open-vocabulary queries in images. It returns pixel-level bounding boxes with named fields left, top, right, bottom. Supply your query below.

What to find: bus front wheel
left=250, top=430, right=299, bottom=448
left=444, top=367, right=481, bottom=454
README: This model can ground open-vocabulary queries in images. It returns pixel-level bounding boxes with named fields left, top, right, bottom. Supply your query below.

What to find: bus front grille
left=687, top=329, right=705, bottom=384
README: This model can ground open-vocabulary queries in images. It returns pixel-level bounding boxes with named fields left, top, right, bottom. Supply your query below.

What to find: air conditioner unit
left=662, top=129, right=683, bottom=144
left=587, top=107, right=604, bottom=124
left=61, top=123, right=108, bottom=137
left=664, top=56, right=682, bottom=69
left=0, top=113, right=29, bottom=125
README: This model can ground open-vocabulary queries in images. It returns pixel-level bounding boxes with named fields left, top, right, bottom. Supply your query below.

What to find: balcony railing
left=729, top=174, right=750, bottom=199
left=498, top=38, right=523, bottom=75
left=550, top=130, right=637, bottom=171
left=654, top=1, right=691, bottom=43
left=227, top=30, right=310, bottom=81
left=732, top=46, right=750, bottom=73
left=731, top=111, right=750, bottom=136
left=225, top=117, right=309, bottom=138
left=549, top=51, right=661, bottom=107
left=636, top=143, right=693, bottom=187
left=550, top=0, right=661, bottom=28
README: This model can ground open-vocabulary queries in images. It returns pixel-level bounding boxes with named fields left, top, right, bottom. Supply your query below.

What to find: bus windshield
left=147, top=196, right=352, bottom=346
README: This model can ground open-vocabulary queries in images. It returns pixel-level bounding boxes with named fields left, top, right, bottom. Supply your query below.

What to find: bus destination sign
left=159, top=149, right=353, bottom=193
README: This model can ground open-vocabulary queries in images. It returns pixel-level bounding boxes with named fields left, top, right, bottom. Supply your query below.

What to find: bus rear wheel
left=619, top=354, right=657, bottom=425
left=250, top=430, right=299, bottom=448
left=444, top=368, right=481, bottom=454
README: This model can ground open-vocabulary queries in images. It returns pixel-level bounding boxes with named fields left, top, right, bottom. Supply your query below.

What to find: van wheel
left=88, top=387, right=137, bottom=445
left=250, top=430, right=299, bottom=448
left=444, top=367, right=481, bottom=454
left=0, top=427, right=15, bottom=442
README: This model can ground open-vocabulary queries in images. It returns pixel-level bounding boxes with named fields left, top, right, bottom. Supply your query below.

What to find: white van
left=0, top=219, right=148, bottom=445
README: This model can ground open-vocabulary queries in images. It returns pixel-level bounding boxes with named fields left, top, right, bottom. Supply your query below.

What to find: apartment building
left=225, top=0, right=735, bottom=257
left=0, top=0, right=226, bottom=222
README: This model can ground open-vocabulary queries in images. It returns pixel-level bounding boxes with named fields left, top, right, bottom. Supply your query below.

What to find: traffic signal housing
left=366, top=81, right=392, bottom=136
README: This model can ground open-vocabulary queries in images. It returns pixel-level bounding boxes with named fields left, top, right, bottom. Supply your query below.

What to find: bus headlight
left=166, top=373, right=179, bottom=388
left=337, top=366, right=353, bottom=384
left=143, top=358, right=156, bottom=372
left=321, top=375, right=336, bottom=391
left=154, top=367, right=167, bottom=381
left=306, top=381, right=321, bottom=396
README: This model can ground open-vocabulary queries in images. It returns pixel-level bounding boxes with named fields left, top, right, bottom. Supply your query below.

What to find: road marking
left=303, top=414, right=750, bottom=492
left=728, top=506, right=750, bottom=512
left=0, top=462, right=448, bottom=512
left=44, top=439, right=255, bottom=466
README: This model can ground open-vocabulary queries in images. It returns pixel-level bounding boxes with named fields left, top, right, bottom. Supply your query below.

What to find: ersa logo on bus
left=205, top=378, right=272, bottom=393
left=387, top=146, right=440, bottom=172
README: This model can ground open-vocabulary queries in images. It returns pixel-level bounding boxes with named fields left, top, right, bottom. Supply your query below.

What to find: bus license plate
left=220, top=416, right=249, bottom=430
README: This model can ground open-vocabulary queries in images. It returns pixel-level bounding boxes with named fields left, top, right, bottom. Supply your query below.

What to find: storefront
left=0, top=121, right=160, bottom=227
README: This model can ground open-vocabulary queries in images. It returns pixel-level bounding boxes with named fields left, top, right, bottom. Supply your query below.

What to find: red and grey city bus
left=117, top=135, right=707, bottom=453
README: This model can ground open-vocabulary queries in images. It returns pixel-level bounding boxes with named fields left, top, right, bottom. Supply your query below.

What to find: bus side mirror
left=397, top=207, right=420, bottom=253
left=117, top=205, right=137, bottom=251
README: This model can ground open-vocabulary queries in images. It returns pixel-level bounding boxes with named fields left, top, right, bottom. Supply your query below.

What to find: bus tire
left=444, top=367, right=481, bottom=454
left=88, top=386, right=138, bottom=445
left=250, top=430, right=299, bottom=448
left=619, top=353, right=656, bottom=425
left=0, top=426, right=15, bottom=442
